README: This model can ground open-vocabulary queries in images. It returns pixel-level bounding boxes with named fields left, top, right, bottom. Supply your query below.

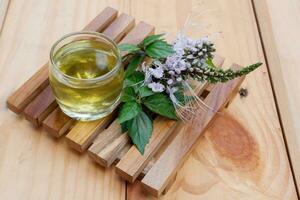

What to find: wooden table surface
left=0, top=0, right=299, bottom=199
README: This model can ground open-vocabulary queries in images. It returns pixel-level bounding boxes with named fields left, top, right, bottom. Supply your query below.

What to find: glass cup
left=49, top=31, right=124, bottom=121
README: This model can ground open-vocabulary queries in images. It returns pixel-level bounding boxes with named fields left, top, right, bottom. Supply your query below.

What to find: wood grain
left=42, top=107, right=73, bottom=137
left=116, top=117, right=177, bottom=183
left=65, top=113, right=115, bottom=152
left=118, top=21, right=154, bottom=45
left=0, top=0, right=10, bottom=33
left=1, top=0, right=298, bottom=199
left=252, top=0, right=300, bottom=191
left=88, top=120, right=122, bottom=159
left=141, top=69, right=245, bottom=196
left=102, top=13, right=135, bottom=43
left=23, top=85, right=57, bottom=126
left=6, top=64, right=49, bottom=114
left=6, top=7, right=118, bottom=114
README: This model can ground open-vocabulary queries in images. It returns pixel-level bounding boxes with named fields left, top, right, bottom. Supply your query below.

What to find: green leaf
left=145, top=40, right=174, bottom=58
left=121, top=87, right=136, bottom=102
left=138, top=86, right=155, bottom=98
left=206, top=58, right=217, bottom=68
left=143, top=93, right=177, bottom=120
left=124, top=71, right=145, bottom=87
left=127, top=111, right=153, bottom=154
left=118, top=101, right=142, bottom=123
left=125, top=55, right=145, bottom=78
left=118, top=43, right=140, bottom=53
left=142, top=34, right=164, bottom=47
left=120, top=121, right=130, bottom=133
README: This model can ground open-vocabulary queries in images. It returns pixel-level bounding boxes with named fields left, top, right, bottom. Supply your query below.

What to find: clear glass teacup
left=49, top=31, right=124, bottom=121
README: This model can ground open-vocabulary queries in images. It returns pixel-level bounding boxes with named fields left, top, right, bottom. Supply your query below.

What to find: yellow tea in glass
left=49, top=32, right=124, bottom=121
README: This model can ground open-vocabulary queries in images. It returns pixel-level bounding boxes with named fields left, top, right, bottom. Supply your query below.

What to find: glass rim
left=49, top=31, right=122, bottom=83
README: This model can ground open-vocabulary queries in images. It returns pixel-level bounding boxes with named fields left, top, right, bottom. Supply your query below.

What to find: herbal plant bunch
left=117, top=34, right=262, bottom=154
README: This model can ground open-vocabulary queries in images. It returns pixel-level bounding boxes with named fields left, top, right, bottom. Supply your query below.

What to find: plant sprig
left=118, top=34, right=261, bottom=154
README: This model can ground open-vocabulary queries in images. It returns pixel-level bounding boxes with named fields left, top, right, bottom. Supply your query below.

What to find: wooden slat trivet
left=6, top=7, right=246, bottom=197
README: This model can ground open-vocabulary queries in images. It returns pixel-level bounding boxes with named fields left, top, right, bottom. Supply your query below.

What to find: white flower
left=142, top=62, right=152, bottom=84
left=149, top=66, right=164, bottom=79
left=175, top=69, right=181, bottom=74
left=176, top=77, right=182, bottom=82
left=148, top=82, right=165, bottom=92
left=167, top=79, right=174, bottom=85
left=168, top=70, right=175, bottom=76
left=166, top=86, right=178, bottom=94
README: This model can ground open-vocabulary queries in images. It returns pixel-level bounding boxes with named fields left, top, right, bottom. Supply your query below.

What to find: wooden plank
left=88, top=120, right=123, bottom=158
left=252, top=0, right=300, bottom=191
left=23, top=85, right=57, bottom=126
left=83, top=7, right=118, bottom=32
left=43, top=21, right=154, bottom=137
left=102, top=13, right=135, bottom=43
left=65, top=113, right=115, bottom=152
left=0, top=0, right=10, bottom=33
left=89, top=131, right=130, bottom=167
left=22, top=12, right=134, bottom=126
left=118, top=21, right=154, bottom=44
left=42, top=107, right=73, bottom=137
left=141, top=72, right=245, bottom=197
left=1, top=1, right=297, bottom=200
left=6, top=7, right=118, bottom=114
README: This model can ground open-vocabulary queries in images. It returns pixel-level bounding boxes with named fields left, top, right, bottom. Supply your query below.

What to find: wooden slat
left=252, top=0, right=300, bottom=191
left=23, top=12, right=134, bottom=126
left=7, top=64, right=49, bottom=114
left=42, top=107, right=73, bottom=137
left=65, top=113, right=115, bottom=152
left=88, top=120, right=124, bottom=164
left=102, top=13, right=135, bottom=43
left=6, top=7, right=118, bottom=114
left=23, top=85, right=57, bottom=126
left=118, top=21, right=154, bottom=44
left=83, top=7, right=118, bottom=32
left=141, top=70, right=245, bottom=197
left=42, top=21, right=155, bottom=137
left=89, top=131, right=130, bottom=167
